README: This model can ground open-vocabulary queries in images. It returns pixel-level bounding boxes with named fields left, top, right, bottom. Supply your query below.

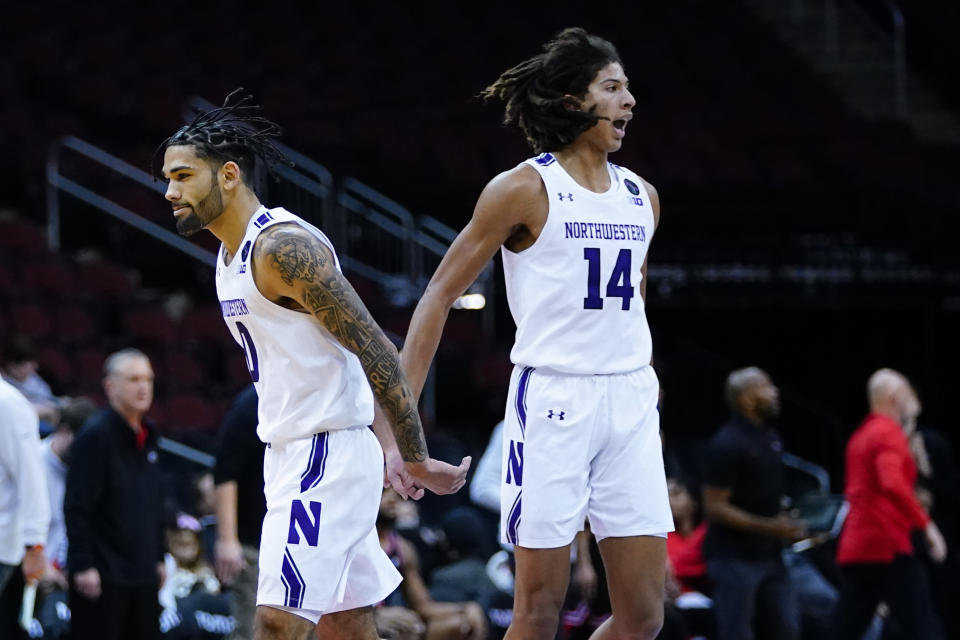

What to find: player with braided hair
left=382, top=28, right=673, bottom=640
left=158, top=91, right=470, bottom=640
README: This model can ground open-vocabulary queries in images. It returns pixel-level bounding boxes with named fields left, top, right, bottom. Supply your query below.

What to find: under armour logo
left=558, top=193, right=574, bottom=202
left=547, top=410, right=565, bottom=420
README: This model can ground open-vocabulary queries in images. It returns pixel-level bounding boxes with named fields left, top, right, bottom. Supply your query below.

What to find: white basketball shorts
left=500, top=365, right=674, bottom=548
left=257, top=426, right=401, bottom=623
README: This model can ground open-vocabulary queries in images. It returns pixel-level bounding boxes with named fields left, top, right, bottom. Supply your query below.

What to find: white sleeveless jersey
left=215, top=206, right=374, bottom=443
left=502, top=154, right=655, bottom=374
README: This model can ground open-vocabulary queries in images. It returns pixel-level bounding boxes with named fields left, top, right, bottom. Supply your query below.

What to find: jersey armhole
left=503, top=163, right=551, bottom=257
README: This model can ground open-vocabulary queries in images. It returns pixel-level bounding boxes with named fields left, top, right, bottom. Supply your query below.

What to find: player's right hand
left=384, top=446, right=426, bottom=501
left=73, top=567, right=101, bottom=600
left=215, top=538, right=245, bottom=584
left=768, top=514, right=808, bottom=542
left=405, top=456, right=472, bottom=496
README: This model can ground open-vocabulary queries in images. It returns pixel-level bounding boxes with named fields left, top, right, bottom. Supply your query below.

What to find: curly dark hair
left=481, top=28, right=623, bottom=153
left=154, top=88, right=287, bottom=189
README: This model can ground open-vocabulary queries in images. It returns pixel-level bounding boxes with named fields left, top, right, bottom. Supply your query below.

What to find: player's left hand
left=384, top=447, right=425, bottom=501
left=405, top=456, right=472, bottom=496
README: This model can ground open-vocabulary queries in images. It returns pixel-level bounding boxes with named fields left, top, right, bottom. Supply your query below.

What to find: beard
left=757, top=399, right=781, bottom=423
left=175, top=180, right=224, bottom=237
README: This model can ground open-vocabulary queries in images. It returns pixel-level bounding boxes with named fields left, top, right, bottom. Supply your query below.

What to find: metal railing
left=46, top=135, right=216, bottom=265
left=821, top=0, right=908, bottom=117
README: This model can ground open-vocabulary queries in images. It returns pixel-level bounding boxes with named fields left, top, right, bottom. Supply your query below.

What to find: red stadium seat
left=0, top=219, right=47, bottom=258
left=22, top=258, right=77, bottom=298
left=162, top=351, right=207, bottom=390
left=10, top=303, right=54, bottom=339
left=165, top=394, right=219, bottom=432
left=74, top=262, right=136, bottom=300
left=37, top=346, right=75, bottom=391
left=124, top=307, right=176, bottom=346
left=54, top=305, right=99, bottom=344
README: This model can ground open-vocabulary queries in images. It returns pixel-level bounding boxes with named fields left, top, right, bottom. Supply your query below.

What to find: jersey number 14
left=583, top=248, right=634, bottom=310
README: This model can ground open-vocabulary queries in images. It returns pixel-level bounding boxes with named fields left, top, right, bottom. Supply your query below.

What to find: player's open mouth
left=612, top=119, right=628, bottom=136
left=173, top=205, right=191, bottom=218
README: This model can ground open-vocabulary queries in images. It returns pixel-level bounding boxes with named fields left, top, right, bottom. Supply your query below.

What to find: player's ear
left=220, top=161, right=243, bottom=190
left=561, top=94, right=583, bottom=111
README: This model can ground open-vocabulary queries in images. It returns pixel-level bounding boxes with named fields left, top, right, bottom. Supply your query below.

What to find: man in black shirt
left=702, top=367, right=807, bottom=640
left=213, top=384, right=264, bottom=640
left=64, top=348, right=165, bottom=640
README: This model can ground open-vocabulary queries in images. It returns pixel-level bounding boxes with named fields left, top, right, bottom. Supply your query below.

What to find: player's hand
left=373, top=606, right=425, bottom=639
left=405, top=456, right=472, bottom=496
left=215, top=537, right=245, bottom=584
left=384, top=446, right=425, bottom=501
left=73, top=567, right=101, bottom=600
left=925, top=520, right=948, bottom=563
left=768, top=515, right=808, bottom=542
left=21, top=547, right=46, bottom=584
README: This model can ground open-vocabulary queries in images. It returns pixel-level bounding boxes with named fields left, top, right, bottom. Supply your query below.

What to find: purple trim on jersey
left=300, top=432, right=329, bottom=494
left=515, top=367, right=534, bottom=438
left=281, top=548, right=306, bottom=608
left=506, top=492, right=522, bottom=545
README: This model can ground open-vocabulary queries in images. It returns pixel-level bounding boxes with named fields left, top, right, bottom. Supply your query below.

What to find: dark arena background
left=2, top=0, right=959, bottom=638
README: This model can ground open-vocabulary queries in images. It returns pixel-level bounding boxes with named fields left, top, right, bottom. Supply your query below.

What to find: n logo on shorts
left=506, top=440, right=524, bottom=486
left=287, top=499, right=323, bottom=546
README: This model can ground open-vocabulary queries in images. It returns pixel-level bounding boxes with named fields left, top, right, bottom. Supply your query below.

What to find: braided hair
left=154, top=88, right=287, bottom=191
left=481, top=28, right=622, bottom=153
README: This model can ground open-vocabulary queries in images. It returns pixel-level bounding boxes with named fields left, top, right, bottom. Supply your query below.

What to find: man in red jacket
left=833, top=368, right=947, bottom=639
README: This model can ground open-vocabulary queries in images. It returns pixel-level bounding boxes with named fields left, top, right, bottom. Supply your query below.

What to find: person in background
left=2, top=336, right=63, bottom=429
left=832, top=368, right=947, bottom=640
left=213, top=384, right=263, bottom=640
left=0, top=376, right=50, bottom=639
left=64, top=348, right=165, bottom=640
left=377, top=488, right=487, bottom=640
left=702, top=367, right=806, bottom=640
left=39, top=398, right=98, bottom=592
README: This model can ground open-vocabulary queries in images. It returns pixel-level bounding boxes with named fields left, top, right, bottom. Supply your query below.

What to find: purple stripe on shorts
left=281, top=548, right=305, bottom=608
left=300, top=432, right=329, bottom=494
left=308, top=433, right=329, bottom=491
left=506, top=491, right=522, bottom=545
left=515, top=366, right=534, bottom=437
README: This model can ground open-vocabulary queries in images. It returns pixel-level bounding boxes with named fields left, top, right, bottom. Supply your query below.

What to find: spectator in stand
left=2, top=336, right=63, bottom=429
left=64, top=348, right=165, bottom=640
left=39, top=398, right=98, bottom=591
left=376, top=488, right=487, bottom=640
left=666, top=477, right=708, bottom=595
left=212, top=385, right=263, bottom=640
left=702, top=367, right=807, bottom=640
left=832, top=368, right=947, bottom=640
left=0, top=376, right=50, bottom=640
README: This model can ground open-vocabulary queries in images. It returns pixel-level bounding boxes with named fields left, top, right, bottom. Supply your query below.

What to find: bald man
left=702, top=367, right=806, bottom=640
left=832, top=369, right=946, bottom=640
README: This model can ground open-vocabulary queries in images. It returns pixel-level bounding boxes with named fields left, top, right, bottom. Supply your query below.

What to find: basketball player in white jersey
left=381, top=29, right=674, bottom=640
left=157, top=92, right=471, bottom=640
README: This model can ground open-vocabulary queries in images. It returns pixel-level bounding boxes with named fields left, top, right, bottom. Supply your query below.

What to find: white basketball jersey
left=215, top=206, right=374, bottom=443
left=502, top=154, right=655, bottom=374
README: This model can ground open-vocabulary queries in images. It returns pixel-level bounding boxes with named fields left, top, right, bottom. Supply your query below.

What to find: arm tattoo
left=257, top=225, right=427, bottom=462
